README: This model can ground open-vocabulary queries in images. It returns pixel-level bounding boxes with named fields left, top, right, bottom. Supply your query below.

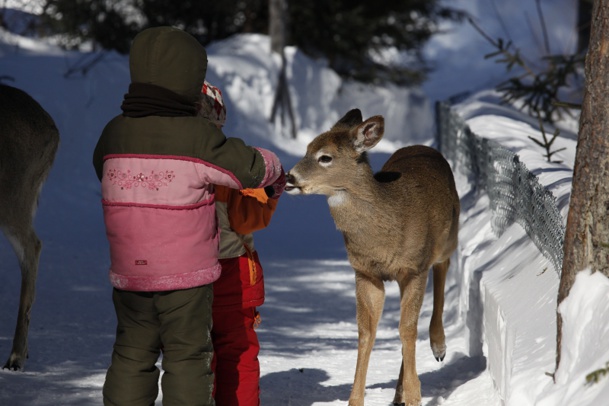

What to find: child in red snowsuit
left=199, top=82, right=282, bottom=405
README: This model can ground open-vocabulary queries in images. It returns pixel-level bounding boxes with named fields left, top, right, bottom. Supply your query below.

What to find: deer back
left=0, top=84, right=59, bottom=213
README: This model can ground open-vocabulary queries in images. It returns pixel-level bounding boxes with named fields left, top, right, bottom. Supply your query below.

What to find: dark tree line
left=40, top=0, right=268, bottom=54
left=34, top=0, right=461, bottom=85
left=287, top=0, right=462, bottom=84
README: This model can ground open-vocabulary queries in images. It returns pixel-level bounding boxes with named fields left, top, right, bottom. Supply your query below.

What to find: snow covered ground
left=1, top=1, right=609, bottom=405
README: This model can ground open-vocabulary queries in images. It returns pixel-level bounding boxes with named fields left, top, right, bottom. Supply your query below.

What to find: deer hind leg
left=430, top=259, right=449, bottom=362
left=393, top=271, right=427, bottom=406
left=349, top=271, right=385, bottom=406
left=2, top=216, right=42, bottom=371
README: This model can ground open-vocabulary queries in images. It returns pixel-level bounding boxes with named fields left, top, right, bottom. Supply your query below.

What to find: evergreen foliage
left=467, top=1, right=588, bottom=164
left=36, top=0, right=461, bottom=85
left=469, top=17, right=584, bottom=125
left=586, top=362, right=609, bottom=385
left=287, top=0, right=462, bottom=84
left=529, top=111, right=565, bottom=164
left=41, top=0, right=267, bottom=52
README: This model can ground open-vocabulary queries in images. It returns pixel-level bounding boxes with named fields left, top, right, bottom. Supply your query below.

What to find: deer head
left=285, top=109, right=384, bottom=197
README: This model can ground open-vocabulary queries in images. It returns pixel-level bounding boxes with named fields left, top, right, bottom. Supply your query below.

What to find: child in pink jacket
left=199, top=82, right=283, bottom=405
left=93, top=27, right=285, bottom=406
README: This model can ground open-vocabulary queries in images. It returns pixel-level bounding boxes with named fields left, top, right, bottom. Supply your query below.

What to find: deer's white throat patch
left=328, top=191, right=348, bottom=207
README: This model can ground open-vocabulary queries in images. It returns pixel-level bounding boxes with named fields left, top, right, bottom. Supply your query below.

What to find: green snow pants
left=103, top=285, right=215, bottom=406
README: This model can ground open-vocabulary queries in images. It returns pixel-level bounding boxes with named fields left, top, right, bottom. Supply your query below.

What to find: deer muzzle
left=284, top=172, right=302, bottom=194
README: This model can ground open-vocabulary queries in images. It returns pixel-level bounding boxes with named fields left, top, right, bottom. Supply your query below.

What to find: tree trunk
left=556, top=0, right=609, bottom=374
left=268, top=0, right=296, bottom=138
left=269, top=50, right=297, bottom=139
left=269, top=0, right=287, bottom=54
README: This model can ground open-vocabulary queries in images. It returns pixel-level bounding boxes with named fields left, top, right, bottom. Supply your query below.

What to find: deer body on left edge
left=285, top=109, right=459, bottom=406
left=0, top=84, right=60, bottom=371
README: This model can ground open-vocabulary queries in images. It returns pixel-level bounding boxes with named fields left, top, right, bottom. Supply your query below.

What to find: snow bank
left=206, top=34, right=433, bottom=156
left=455, top=182, right=559, bottom=406
left=453, top=91, right=609, bottom=406
left=537, top=269, right=609, bottom=405
left=450, top=92, right=569, bottom=405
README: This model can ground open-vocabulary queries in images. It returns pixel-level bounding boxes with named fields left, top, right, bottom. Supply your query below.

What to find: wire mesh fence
left=436, top=101, right=565, bottom=275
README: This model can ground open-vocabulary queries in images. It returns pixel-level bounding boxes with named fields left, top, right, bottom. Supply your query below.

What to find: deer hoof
left=394, top=400, right=421, bottom=406
left=393, top=393, right=422, bottom=406
left=432, top=342, right=446, bottom=362
left=3, top=355, right=25, bottom=371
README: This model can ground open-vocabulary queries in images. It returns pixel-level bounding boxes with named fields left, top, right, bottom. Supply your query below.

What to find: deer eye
left=318, top=155, right=333, bottom=165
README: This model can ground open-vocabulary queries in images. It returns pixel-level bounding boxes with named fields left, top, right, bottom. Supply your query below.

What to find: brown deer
left=0, top=83, right=60, bottom=371
left=285, top=109, right=459, bottom=406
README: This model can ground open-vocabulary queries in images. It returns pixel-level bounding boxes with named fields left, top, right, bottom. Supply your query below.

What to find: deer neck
left=326, top=164, right=382, bottom=233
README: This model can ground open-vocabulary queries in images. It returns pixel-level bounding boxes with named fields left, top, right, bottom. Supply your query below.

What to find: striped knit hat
left=200, top=81, right=227, bottom=126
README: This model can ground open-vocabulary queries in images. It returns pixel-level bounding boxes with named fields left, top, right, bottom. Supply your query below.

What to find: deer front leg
left=430, top=259, right=449, bottom=361
left=349, top=271, right=385, bottom=406
left=393, top=271, right=427, bottom=406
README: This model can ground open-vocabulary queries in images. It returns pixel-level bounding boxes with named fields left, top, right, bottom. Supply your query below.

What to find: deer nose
left=286, top=172, right=296, bottom=185
left=284, top=172, right=298, bottom=192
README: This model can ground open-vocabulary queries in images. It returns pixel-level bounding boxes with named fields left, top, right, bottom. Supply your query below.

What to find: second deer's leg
left=3, top=224, right=42, bottom=370
left=430, top=258, right=449, bottom=361
left=393, top=271, right=427, bottom=406
left=349, top=271, right=385, bottom=406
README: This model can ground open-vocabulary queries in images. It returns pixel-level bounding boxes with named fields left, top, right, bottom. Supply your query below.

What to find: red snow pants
left=211, top=252, right=264, bottom=406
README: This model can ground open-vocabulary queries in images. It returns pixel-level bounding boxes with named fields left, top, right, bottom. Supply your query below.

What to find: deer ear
left=332, top=109, right=363, bottom=130
left=353, top=116, right=384, bottom=153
